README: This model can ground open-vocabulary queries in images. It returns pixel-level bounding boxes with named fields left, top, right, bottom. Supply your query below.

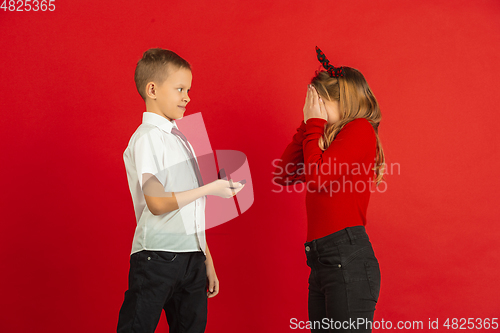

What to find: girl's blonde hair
left=311, top=68, right=385, bottom=185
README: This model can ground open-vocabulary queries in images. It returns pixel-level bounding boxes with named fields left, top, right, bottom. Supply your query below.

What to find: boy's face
left=153, top=66, right=192, bottom=121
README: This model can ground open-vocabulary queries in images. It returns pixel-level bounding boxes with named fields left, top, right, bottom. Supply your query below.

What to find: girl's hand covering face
left=303, top=85, right=328, bottom=124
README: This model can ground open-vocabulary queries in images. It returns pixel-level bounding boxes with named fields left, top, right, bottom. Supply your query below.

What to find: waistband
left=304, top=226, right=369, bottom=252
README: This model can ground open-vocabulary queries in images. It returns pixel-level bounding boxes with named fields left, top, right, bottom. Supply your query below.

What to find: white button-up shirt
left=123, top=112, right=206, bottom=255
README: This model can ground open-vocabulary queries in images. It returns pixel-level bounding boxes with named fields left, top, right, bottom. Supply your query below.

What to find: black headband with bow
left=315, top=46, right=344, bottom=77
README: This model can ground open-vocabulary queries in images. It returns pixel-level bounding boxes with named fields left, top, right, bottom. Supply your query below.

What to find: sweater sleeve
left=272, top=120, right=307, bottom=186
left=302, top=118, right=375, bottom=189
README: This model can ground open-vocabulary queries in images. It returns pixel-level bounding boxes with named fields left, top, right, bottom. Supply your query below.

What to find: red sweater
left=273, top=117, right=377, bottom=242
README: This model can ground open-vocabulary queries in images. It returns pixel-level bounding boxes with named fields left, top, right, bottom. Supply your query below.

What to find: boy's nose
left=183, top=94, right=190, bottom=103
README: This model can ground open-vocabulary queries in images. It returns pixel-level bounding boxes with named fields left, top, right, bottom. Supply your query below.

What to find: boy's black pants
left=117, top=250, right=207, bottom=333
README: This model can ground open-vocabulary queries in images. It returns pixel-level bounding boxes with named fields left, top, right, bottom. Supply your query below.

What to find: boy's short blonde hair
left=134, top=48, right=191, bottom=101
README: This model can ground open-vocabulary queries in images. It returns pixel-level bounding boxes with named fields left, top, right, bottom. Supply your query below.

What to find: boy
left=117, top=48, right=244, bottom=333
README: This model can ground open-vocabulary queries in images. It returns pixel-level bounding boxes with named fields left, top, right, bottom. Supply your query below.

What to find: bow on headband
left=316, top=46, right=344, bottom=77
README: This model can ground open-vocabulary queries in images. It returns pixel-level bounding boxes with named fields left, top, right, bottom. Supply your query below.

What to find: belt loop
left=346, top=228, right=355, bottom=245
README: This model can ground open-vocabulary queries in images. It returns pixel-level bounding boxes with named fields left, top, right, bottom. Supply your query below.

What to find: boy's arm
left=205, top=243, right=219, bottom=298
left=142, top=173, right=244, bottom=216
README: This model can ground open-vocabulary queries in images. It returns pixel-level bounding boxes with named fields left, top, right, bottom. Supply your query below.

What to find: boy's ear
left=145, top=82, right=156, bottom=100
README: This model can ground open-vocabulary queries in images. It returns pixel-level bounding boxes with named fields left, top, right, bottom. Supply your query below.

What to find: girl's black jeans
left=305, top=226, right=381, bottom=333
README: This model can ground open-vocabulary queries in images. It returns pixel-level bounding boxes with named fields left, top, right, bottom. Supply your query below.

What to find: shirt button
left=147, top=257, right=151, bottom=260
left=305, top=246, right=310, bottom=252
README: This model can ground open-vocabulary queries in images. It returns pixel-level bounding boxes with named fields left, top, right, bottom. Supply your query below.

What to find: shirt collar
left=142, top=112, right=178, bottom=133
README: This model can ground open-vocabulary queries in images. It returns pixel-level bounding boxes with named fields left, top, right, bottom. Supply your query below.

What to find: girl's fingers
left=314, top=87, right=323, bottom=104
left=319, top=97, right=328, bottom=119
left=311, top=85, right=319, bottom=106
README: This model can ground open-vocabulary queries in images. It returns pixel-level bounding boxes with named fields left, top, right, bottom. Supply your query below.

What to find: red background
left=1, top=1, right=499, bottom=332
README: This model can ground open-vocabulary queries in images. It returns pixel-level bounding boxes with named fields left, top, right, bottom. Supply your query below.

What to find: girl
left=273, top=47, right=385, bottom=333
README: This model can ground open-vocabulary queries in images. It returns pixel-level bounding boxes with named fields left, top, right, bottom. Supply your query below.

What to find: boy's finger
left=228, top=182, right=243, bottom=190
left=207, top=280, right=218, bottom=297
left=213, top=280, right=219, bottom=293
left=228, top=179, right=236, bottom=196
left=234, top=184, right=245, bottom=194
left=209, top=285, right=219, bottom=297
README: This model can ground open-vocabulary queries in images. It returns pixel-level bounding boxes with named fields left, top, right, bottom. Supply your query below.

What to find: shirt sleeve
left=302, top=118, right=375, bottom=189
left=272, top=120, right=308, bottom=186
left=134, top=129, right=168, bottom=190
